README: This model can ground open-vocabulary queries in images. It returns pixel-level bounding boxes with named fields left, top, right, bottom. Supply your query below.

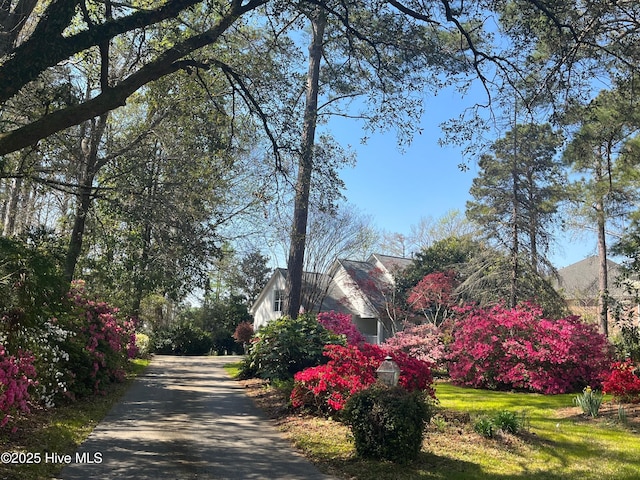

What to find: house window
left=274, top=290, right=284, bottom=312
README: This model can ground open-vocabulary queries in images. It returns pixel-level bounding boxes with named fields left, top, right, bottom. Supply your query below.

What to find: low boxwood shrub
left=343, top=384, right=434, bottom=464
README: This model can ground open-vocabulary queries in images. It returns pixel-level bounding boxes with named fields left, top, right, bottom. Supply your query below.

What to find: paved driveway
left=58, top=355, right=334, bottom=479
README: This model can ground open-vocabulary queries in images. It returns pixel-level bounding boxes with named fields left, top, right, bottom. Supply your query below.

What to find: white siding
left=251, top=273, right=287, bottom=330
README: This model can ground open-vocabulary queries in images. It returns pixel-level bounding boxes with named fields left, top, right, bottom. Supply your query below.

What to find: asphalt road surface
left=57, top=355, right=335, bottom=480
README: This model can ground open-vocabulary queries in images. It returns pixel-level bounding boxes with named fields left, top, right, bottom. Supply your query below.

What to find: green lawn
left=264, top=381, right=640, bottom=480
left=429, top=382, right=640, bottom=479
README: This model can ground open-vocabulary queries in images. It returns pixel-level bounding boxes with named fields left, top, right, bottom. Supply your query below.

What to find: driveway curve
left=58, top=355, right=335, bottom=480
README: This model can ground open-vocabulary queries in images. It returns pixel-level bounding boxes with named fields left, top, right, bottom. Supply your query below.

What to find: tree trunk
left=63, top=114, right=108, bottom=282
left=2, top=176, right=22, bottom=236
left=509, top=125, right=519, bottom=308
left=595, top=195, right=609, bottom=337
left=285, top=9, right=326, bottom=319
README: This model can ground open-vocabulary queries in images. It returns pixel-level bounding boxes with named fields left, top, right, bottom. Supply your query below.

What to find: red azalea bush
left=602, top=361, right=640, bottom=403
left=407, top=270, right=458, bottom=325
left=383, top=322, right=446, bottom=367
left=448, top=303, right=612, bottom=394
left=62, top=282, right=137, bottom=397
left=317, top=311, right=365, bottom=345
left=0, top=346, right=37, bottom=427
left=290, top=343, right=434, bottom=415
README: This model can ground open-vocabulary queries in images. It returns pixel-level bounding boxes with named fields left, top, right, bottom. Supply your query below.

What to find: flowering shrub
left=448, top=303, right=612, bottom=394
left=317, top=311, right=365, bottom=345
left=0, top=346, right=37, bottom=427
left=27, top=320, right=70, bottom=407
left=62, top=282, right=137, bottom=397
left=383, top=322, right=446, bottom=367
left=290, top=343, right=434, bottom=415
left=602, top=361, right=640, bottom=403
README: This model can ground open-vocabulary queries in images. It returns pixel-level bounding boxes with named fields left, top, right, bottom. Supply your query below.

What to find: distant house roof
left=371, top=254, right=413, bottom=273
left=555, top=256, right=627, bottom=300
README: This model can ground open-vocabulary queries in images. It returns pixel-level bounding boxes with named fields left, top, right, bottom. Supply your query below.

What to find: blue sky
left=330, top=88, right=597, bottom=269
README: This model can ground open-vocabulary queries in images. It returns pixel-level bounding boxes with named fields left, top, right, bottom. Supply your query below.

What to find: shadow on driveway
left=58, top=355, right=334, bottom=479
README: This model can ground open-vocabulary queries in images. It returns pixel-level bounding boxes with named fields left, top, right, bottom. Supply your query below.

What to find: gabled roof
left=249, top=267, right=351, bottom=315
left=555, top=256, right=627, bottom=299
left=369, top=253, right=413, bottom=273
left=251, top=254, right=412, bottom=319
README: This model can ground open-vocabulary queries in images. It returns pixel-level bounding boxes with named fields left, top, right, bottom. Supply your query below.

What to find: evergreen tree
left=562, top=86, right=640, bottom=336
left=466, top=123, right=564, bottom=307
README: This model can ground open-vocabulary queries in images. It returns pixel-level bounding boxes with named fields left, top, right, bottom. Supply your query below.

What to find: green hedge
left=343, top=384, right=434, bottom=464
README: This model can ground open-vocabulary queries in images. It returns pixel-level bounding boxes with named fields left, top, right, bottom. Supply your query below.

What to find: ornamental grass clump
left=343, top=384, right=434, bottom=464
left=473, top=410, right=524, bottom=438
left=573, top=386, right=604, bottom=418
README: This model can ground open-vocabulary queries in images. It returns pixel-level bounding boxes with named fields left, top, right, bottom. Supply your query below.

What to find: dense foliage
left=290, top=343, right=434, bottom=415
left=151, top=323, right=214, bottom=356
left=343, top=384, right=433, bottom=464
left=602, top=361, right=640, bottom=403
left=448, top=303, right=612, bottom=394
left=62, top=282, right=138, bottom=398
left=0, top=258, right=138, bottom=427
left=240, top=315, right=344, bottom=381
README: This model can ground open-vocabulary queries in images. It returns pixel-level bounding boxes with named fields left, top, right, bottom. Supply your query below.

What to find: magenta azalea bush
left=63, top=281, right=137, bottom=397
left=317, top=311, right=365, bottom=345
left=0, top=346, right=37, bottom=427
left=383, top=322, right=446, bottom=367
left=448, top=303, right=612, bottom=394
left=290, top=343, right=434, bottom=415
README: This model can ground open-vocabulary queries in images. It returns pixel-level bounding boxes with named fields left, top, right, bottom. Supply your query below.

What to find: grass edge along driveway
left=239, top=372, right=640, bottom=480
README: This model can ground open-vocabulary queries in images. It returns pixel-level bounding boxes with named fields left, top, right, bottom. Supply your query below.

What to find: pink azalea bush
left=448, top=303, right=612, bottom=394
left=0, top=346, right=37, bottom=427
left=290, top=343, right=434, bottom=415
left=317, top=311, right=365, bottom=345
left=383, top=322, right=446, bottom=367
left=63, top=281, right=137, bottom=397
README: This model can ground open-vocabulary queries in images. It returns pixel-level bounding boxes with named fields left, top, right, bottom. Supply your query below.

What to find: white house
left=249, top=254, right=412, bottom=344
